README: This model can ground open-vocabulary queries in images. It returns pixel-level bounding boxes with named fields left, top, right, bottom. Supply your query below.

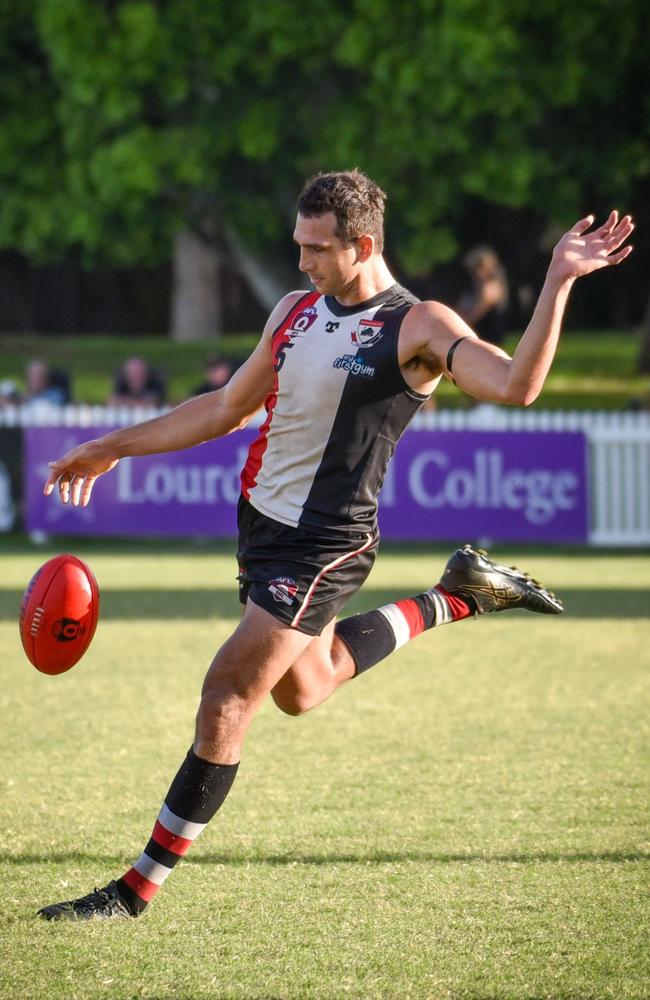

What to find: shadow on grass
left=1, top=587, right=649, bottom=620
left=3, top=848, right=648, bottom=866
left=1, top=587, right=241, bottom=621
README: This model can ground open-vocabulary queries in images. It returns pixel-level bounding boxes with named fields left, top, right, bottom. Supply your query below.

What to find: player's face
left=293, top=213, right=359, bottom=296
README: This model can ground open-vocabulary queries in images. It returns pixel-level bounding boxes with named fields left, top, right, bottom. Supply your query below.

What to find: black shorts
left=236, top=496, right=379, bottom=636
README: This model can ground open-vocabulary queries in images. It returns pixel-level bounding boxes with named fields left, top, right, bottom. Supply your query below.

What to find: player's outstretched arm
left=429, top=211, right=634, bottom=405
left=44, top=291, right=305, bottom=506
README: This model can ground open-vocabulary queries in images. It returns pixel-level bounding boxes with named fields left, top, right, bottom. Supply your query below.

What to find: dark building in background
left=0, top=221, right=646, bottom=338
left=0, top=251, right=267, bottom=336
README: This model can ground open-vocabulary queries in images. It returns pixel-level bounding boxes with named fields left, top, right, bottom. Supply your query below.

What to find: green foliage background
left=0, top=0, right=647, bottom=273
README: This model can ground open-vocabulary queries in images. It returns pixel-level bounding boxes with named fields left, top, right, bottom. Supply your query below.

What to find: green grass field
left=0, top=329, right=647, bottom=409
left=1, top=540, right=649, bottom=999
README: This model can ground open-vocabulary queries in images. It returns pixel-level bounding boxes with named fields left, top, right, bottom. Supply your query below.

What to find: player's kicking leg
left=271, top=544, right=563, bottom=715
left=36, top=545, right=562, bottom=919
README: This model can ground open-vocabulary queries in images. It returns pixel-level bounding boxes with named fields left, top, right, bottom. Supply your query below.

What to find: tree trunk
left=223, top=224, right=300, bottom=311
left=171, top=228, right=221, bottom=341
left=637, top=288, right=650, bottom=374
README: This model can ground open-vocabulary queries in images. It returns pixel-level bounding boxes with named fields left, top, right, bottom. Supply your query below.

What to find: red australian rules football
left=19, top=555, right=100, bottom=675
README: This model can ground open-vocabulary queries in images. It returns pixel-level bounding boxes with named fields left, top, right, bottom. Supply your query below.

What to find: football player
left=38, top=171, right=633, bottom=919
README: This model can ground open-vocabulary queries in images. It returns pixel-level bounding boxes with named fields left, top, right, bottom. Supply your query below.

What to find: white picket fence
left=2, top=404, right=650, bottom=546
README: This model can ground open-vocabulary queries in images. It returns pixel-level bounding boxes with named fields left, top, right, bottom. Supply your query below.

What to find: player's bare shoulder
left=263, top=290, right=310, bottom=340
left=221, top=290, right=309, bottom=420
left=399, top=298, right=477, bottom=378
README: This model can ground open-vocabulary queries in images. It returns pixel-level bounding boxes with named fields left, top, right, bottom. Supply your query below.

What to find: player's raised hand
left=44, top=440, right=119, bottom=507
left=551, top=211, right=634, bottom=282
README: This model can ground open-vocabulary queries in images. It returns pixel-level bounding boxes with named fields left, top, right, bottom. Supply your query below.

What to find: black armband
left=446, top=336, right=469, bottom=384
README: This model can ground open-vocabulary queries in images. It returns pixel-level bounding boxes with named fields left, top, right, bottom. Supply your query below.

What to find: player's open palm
left=44, top=440, right=119, bottom=507
left=552, top=210, right=634, bottom=281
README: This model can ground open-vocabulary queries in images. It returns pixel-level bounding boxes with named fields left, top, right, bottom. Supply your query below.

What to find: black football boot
left=37, top=881, right=135, bottom=921
left=441, top=544, right=564, bottom=615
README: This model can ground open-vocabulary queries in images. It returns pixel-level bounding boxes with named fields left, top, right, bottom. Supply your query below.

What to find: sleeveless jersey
left=240, top=283, right=425, bottom=531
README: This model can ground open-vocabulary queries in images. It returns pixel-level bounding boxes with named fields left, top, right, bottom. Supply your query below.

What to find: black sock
left=336, top=586, right=473, bottom=675
left=117, top=748, right=239, bottom=914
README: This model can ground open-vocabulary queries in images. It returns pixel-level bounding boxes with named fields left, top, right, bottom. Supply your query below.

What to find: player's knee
left=270, top=688, right=314, bottom=717
left=197, top=685, right=251, bottom=732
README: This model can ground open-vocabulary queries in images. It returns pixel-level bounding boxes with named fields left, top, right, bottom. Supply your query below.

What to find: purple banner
left=377, top=430, right=588, bottom=542
left=24, top=426, right=588, bottom=542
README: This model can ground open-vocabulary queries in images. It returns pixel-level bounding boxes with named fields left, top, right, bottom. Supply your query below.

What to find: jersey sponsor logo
left=351, top=319, right=384, bottom=347
left=268, top=576, right=299, bottom=605
left=333, top=354, right=375, bottom=378
left=325, top=321, right=340, bottom=333
left=289, top=306, right=318, bottom=336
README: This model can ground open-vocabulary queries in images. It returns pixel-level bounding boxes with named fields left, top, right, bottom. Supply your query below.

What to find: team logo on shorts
left=351, top=319, right=384, bottom=347
left=268, top=576, right=299, bottom=605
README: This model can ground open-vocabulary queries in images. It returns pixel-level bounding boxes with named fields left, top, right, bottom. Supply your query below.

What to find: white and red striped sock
left=336, top=585, right=473, bottom=675
left=117, top=749, right=238, bottom=914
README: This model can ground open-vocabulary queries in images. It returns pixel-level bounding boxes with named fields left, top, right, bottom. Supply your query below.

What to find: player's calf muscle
left=195, top=664, right=274, bottom=758
left=271, top=634, right=355, bottom=716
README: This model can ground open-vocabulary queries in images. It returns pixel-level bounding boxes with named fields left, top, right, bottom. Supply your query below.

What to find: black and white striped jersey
left=241, top=283, right=426, bottom=531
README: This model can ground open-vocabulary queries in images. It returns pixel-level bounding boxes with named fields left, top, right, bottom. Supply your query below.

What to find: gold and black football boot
left=441, top=544, right=564, bottom=615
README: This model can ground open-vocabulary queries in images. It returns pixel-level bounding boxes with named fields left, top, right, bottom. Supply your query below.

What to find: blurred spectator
left=23, top=359, right=70, bottom=408
left=0, top=379, right=21, bottom=408
left=48, top=367, right=73, bottom=404
left=457, top=245, right=509, bottom=345
left=627, top=387, right=650, bottom=412
left=109, top=356, right=166, bottom=407
left=191, top=355, right=234, bottom=397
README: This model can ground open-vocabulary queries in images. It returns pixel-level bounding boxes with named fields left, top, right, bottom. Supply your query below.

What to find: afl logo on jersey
left=351, top=319, right=384, bottom=347
left=289, top=306, right=318, bottom=337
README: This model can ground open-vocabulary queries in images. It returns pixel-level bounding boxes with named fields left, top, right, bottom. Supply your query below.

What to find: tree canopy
left=0, top=0, right=647, bottom=318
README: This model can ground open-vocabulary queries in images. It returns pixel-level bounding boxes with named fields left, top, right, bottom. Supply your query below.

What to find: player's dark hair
left=298, top=170, right=387, bottom=253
